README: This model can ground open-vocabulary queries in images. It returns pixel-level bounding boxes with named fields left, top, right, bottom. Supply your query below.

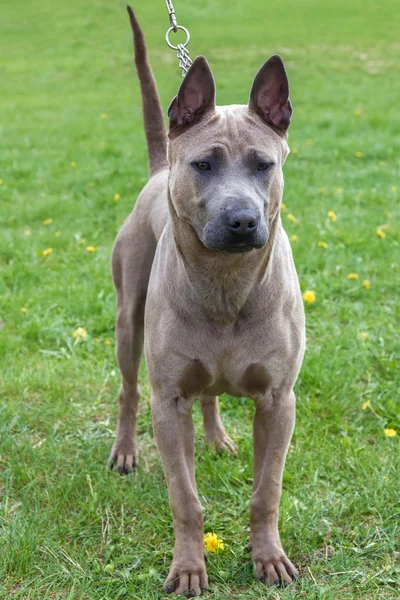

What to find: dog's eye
left=257, top=162, right=272, bottom=172
left=194, top=162, right=211, bottom=171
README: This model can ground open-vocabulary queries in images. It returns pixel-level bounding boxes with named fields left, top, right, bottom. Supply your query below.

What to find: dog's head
left=167, top=56, right=292, bottom=253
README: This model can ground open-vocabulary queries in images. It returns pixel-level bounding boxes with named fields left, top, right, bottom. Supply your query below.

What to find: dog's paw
left=108, top=437, right=136, bottom=474
left=206, top=427, right=237, bottom=454
left=164, top=559, right=208, bottom=596
left=253, top=548, right=299, bottom=587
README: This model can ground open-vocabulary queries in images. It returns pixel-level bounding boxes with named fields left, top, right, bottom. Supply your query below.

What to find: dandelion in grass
left=104, top=339, right=113, bottom=346
left=347, top=273, right=359, bottom=280
left=88, top=182, right=95, bottom=188
left=24, top=228, right=31, bottom=236
left=358, top=332, right=369, bottom=340
left=101, top=113, right=108, bottom=119
left=0, top=179, right=3, bottom=185
left=114, top=193, right=121, bottom=201
left=42, top=248, right=53, bottom=256
left=384, top=428, right=397, bottom=438
left=70, top=161, right=77, bottom=168
left=290, top=234, right=299, bottom=242
left=336, top=188, right=343, bottom=194
left=354, top=108, right=362, bottom=116
left=292, top=147, right=299, bottom=154
left=287, top=213, right=298, bottom=223
left=317, top=241, right=329, bottom=248
left=327, top=210, right=337, bottom=221
left=355, top=151, right=363, bottom=158
left=20, top=307, right=28, bottom=314
left=204, top=532, right=224, bottom=553
left=362, top=279, right=371, bottom=290
left=55, top=231, right=61, bottom=237
left=86, top=246, right=98, bottom=252
left=73, top=327, right=88, bottom=341
left=376, top=228, right=385, bottom=239
left=391, top=185, right=397, bottom=192
left=303, top=290, right=316, bottom=304
left=281, top=202, right=288, bottom=212
left=361, top=400, right=370, bottom=410
left=42, top=218, right=53, bottom=225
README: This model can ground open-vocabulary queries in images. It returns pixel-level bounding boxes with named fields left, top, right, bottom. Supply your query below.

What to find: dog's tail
left=127, top=6, right=168, bottom=177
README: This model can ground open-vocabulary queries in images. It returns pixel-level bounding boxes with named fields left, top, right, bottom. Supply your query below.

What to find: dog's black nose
left=226, top=208, right=259, bottom=235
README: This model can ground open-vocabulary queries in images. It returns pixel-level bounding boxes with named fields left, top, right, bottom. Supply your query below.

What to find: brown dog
left=109, top=7, right=305, bottom=596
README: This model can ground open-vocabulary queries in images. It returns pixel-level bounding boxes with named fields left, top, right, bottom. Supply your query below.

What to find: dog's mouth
left=219, top=241, right=259, bottom=253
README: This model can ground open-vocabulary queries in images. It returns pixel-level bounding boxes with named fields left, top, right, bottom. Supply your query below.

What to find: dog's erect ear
left=248, top=55, right=292, bottom=134
left=168, top=56, right=215, bottom=133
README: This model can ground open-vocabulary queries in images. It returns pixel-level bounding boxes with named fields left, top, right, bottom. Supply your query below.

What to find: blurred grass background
left=0, top=0, right=399, bottom=598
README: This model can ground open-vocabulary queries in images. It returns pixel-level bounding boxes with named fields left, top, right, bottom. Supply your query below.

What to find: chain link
left=164, top=0, right=192, bottom=77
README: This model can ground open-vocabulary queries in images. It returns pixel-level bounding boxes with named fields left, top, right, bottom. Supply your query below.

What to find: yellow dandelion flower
left=358, top=332, right=369, bottom=341
left=320, top=187, right=327, bottom=193
left=336, top=188, right=343, bottom=194
left=376, top=228, right=385, bottom=239
left=20, top=307, right=28, bottom=314
left=355, top=151, right=363, bottom=158
left=70, top=161, right=77, bottom=168
left=281, top=202, right=288, bottom=212
left=347, top=273, right=359, bottom=280
left=24, top=228, right=31, bottom=236
left=391, top=185, right=397, bottom=192
left=361, top=400, right=370, bottom=409
left=291, top=147, right=299, bottom=154
left=287, top=213, right=299, bottom=223
left=0, top=179, right=3, bottom=185
left=305, top=139, right=313, bottom=145
left=114, top=193, right=121, bottom=201
left=303, top=290, right=316, bottom=304
left=290, top=234, right=299, bottom=242
left=55, top=231, right=61, bottom=237
left=327, top=210, right=337, bottom=221
left=104, top=339, right=113, bottom=346
left=204, top=532, right=224, bottom=553
left=354, top=108, right=362, bottom=116
left=72, top=327, right=88, bottom=340
left=42, top=218, right=53, bottom=225
left=317, top=241, right=329, bottom=248
left=101, top=113, right=108, bottom=119
left=384, top=428, right=397, bottom=438
left=42, top=248, right=53, bottom=257
left=86, top=246, right=98, bottom=252
left=362, top=279, right=371, bottom=290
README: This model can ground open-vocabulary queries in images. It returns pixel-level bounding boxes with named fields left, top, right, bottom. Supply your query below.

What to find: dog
left=108, top=6, right=305, bottom=596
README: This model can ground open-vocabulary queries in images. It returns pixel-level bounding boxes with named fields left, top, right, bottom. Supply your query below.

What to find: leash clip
left=164, top=0, right=193, bottom=77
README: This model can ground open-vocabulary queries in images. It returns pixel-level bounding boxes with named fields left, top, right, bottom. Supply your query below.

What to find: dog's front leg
left=151, top=392, right=207, bottom=596
left=250, top=390, right=299, bottom=587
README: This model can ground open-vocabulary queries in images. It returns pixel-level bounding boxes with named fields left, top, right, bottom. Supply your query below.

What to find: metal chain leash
left=165, top=0, right=193, bottom=77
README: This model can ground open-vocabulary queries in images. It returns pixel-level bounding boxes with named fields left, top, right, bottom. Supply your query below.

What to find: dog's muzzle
left=203, top=207, right=269, bottom=253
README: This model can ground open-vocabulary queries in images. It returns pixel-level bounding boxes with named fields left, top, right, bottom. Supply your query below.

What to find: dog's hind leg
left=200, top=395, right=237, bottom=453
left=108, top=216, right=157, bottom=473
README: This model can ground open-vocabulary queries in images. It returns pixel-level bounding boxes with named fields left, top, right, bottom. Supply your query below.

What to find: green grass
left=1, top=0, right=399, bottom=598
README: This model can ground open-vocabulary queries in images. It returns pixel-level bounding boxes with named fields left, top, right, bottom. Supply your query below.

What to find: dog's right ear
left=168, top=56, right=215, bottom=134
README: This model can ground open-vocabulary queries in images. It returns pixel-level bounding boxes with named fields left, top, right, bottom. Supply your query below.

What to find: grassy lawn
left=1, top=0, right=399, bottom=598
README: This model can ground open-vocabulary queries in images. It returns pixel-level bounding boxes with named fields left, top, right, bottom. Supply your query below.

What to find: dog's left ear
left=248, top=55, right=292, bottom=134
left=168, top=56, right=216, bottom=133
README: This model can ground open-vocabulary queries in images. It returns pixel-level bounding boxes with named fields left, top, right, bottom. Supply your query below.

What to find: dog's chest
left=178, top=350, right=272, bottom=401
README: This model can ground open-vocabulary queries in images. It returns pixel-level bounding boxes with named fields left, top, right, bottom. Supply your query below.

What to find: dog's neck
left=168, top=193, right=281, bottom=325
